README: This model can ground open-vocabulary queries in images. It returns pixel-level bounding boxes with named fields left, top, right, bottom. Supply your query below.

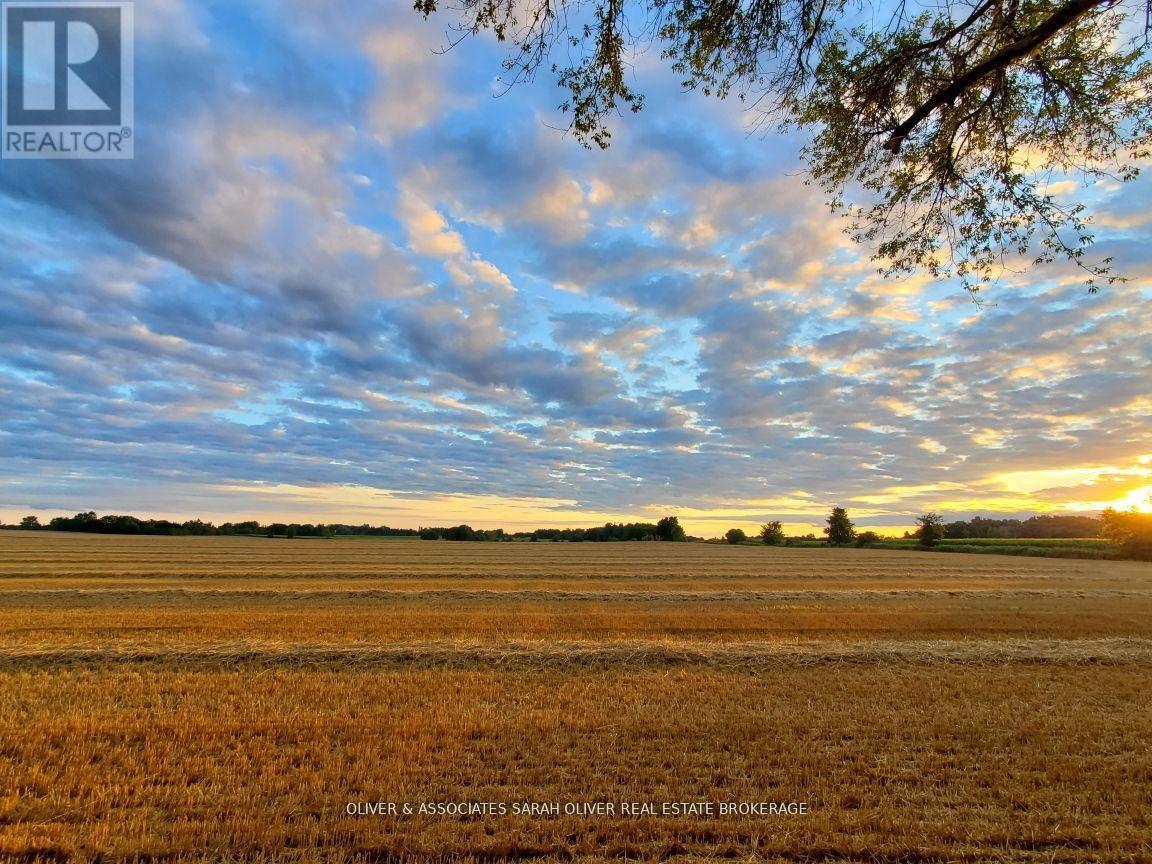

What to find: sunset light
left=2, top=0, right=1151, bottom=860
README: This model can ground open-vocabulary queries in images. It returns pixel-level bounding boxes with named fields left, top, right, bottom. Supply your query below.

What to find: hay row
left=3, top=637, right=1151, bottom=670
left=0, top=587, right=1148, bottom=606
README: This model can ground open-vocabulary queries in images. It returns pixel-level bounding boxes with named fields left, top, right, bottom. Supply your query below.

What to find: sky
left=1, top=0, right=1151, bottom=537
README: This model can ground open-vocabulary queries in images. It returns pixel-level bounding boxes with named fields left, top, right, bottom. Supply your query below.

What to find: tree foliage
left=760, top=520, right=786, bottom=545
left=415, top=0, right=1152, bottom=294
left=655, top=515, right=687, bottom=541
left=824, top=506, right=856, bottom=544
left=725, top=527, right=748, bottom=544
left=943, top=513, right=1102, bottom=537
left=915, top=512, right=946, bottom=546
left=1101, top=504, right=1152, bottom=560
left=4, top=510, right=698, bottom=543
left=20, top=511, right=410, bottom=538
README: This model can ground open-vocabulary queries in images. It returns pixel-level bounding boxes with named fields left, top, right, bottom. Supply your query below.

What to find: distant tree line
left=4, top=512, right=691, bottom=542
left=419, top=517, right=689, bottom=542
left=6, top=509, right=1117, bottom=548
left=942, top=514, right=1102, bottom=539
left=7, top=511, right=419, bottom=538
left=418, top=525, right=507, bottom=542
left=724, top=510, right=1103, bottom=550
left=821, top=510, right=1096, bottom=546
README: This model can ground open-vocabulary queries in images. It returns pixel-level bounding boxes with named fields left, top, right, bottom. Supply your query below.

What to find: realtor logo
left=2, top=1, right=133, bottom=159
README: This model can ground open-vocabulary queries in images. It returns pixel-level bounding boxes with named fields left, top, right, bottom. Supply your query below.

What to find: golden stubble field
left=1, top=532, right=1150, bottom=863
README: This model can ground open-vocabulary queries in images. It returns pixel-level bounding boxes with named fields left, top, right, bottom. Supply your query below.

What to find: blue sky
left=1, top=0, right=1151, bottom=535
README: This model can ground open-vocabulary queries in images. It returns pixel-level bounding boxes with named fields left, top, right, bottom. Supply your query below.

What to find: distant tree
left=855, top=530, right=881, bottom=547
left=760, top=521, right=785, bottom=546
left=443, top=524, right=478, bottom=541
left=825, top=507, right=856, bottom=545
left=725, top=528, right=748, bottom=545
left=915, top=513, right=947, bottom=547
left=655, top=516, right=686, bottom=542
left=19, top=515, right=41, bottom=530
left=1101, top=505, right=1152, bottom=560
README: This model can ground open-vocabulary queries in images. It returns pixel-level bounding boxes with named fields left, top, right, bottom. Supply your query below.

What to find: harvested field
left=1, top=532, right=1150, bottom=862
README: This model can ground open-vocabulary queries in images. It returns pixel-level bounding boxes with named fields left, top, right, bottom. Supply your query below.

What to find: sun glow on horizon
left=1070, top=485, right=1152, bottom=514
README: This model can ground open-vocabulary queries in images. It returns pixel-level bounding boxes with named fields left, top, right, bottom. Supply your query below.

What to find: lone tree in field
left=726, top=527, right=748, bottom=544
left=760, top=521, right=786, bottom=546
left=915, top=512, right=946, bottom=547
left=825, top=507, right=856, bottom=545
left=19, top=515, right=40, bottom=530
left=655, top=515, right=686, bottom=541
left=416, top=0, right=1152, bottom=295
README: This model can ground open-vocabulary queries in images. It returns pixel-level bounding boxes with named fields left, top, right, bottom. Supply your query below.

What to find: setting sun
left=1111, top=486, right=1152, bottom=513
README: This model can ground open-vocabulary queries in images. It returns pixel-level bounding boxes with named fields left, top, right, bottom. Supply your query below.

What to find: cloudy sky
left=1, top=0, right=1150, bottom=535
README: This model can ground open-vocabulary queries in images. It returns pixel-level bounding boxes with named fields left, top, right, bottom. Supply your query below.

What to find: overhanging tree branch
left=417, top=0, right=1152, bottom=296
left=883, top=0, right=1114, bottom=152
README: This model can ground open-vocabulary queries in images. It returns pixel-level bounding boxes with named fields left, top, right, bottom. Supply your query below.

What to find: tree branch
left=883, top=0, right=1114, bottom=152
